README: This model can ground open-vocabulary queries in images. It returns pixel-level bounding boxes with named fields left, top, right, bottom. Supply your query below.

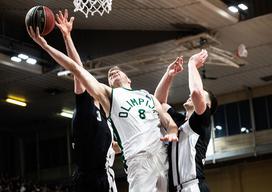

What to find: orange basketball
left=25, top=6, right=55, bottom=36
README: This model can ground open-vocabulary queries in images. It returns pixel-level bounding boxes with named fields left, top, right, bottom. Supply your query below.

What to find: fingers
left=169, top=57, right=179, bottom=67
left=160, top=134, right=178, bottom=142
left=55, top=13, right=61, bottom=24
left=179, top=56, right=184, bottom=64
left=56, top=10, right=66, bottom=24
left=29, top=26, right=36, bottom=37
left=64, top=9, right=68, bottom=19
left=55, top=21, right=61, bottom=28
left=200, top=49, right=208, bottom=63
left=35, top=26, right=41, bottom=36
left=27, top=26, right=39, bottom=40
left=58, top=10, right=64, bottom=21
left=69, top=17, right=75, bottom=25
left=26, top=26, right=31, bottom=37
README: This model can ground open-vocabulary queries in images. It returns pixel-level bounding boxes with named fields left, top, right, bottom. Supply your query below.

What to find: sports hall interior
left=0, top=0, right=272, bottom=191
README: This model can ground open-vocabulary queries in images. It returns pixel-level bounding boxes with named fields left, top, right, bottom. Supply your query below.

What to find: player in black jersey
left=55, top=10, right=117, bottom=192
left=155, top=50, right=217, bottom=192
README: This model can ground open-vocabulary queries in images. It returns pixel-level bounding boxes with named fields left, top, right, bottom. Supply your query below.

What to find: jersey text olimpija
left=118, top=96, right=155, bottom=119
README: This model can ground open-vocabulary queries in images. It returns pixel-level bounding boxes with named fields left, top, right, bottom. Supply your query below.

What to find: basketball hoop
left=73, top=0, right=112, bottom=17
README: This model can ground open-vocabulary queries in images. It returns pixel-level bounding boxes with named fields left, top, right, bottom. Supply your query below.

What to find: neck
left=185, top=110, right=194, bottom=120
left=94, top=100, right=100, bottom=108
left=120, top=82, right=131, bottom=89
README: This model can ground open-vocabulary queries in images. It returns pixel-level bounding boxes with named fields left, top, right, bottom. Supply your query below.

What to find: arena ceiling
left=0, top=0, right=271, bottom=130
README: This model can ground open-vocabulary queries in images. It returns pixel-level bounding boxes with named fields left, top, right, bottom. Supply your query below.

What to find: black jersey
left=167, top=107, right=211, bottom=192
left=72, top=91, right=112, bottom=172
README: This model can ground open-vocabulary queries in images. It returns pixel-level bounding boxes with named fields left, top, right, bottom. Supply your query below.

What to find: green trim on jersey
left=109, top=118, right=128, bottom=171
left=109, top=88, right=114, bottom=119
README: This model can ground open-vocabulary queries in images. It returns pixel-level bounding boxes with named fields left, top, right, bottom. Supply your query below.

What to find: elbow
left=191, top=89, right=204, bottom=99
left=191, top=90, right=206, bottom=115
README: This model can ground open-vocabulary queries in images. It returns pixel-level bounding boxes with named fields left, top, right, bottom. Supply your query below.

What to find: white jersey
left=110, top=88, right=163, bottom=160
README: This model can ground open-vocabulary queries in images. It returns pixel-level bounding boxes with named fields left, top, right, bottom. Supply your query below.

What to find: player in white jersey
left=27, top=13, right=179, bottom=191
left=110, top=86, right=169, bottom=192
left=155, top=50, right=217, bottom=192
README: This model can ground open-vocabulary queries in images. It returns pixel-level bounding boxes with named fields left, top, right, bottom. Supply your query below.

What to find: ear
left=128, top=77, right=131, bottom=85
left=204, top=91, right=211, bottom=108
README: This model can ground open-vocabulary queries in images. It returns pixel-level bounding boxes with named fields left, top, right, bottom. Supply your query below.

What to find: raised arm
left=154, top=57, right=183, bottom=103
left=153, top=96, right=178, bottom=142
left=27, top=26, right=112, bottom=116
left=55, top=9, right=85, bottom=94
left=188, top=49, right=208, bottom=115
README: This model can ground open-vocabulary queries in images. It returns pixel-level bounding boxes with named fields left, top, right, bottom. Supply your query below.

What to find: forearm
left=188, top=62, right=203, bottom=94
left=63, top=34, right=82, bottom=66
left=43, top=44, right=103, bottom=98
left=188, top=62, right=206, bottom=114
left=162, top=112, right=178, bottom=135
left=63, top=34, right=85, bottom=94
left=154, top=72, right=174, bottom=103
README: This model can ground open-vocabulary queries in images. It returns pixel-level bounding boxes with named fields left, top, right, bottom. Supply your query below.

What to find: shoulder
left=75, top=91, right=94, bottom=103
left=166, top=106, right=186, bottom=127
left=188, top=106, right=211, bottom=135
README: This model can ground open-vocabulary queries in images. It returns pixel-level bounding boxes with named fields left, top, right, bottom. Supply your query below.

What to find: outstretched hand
left=189, top=49, right=208, bottom=68
left=167, top=56, right=184, bottom=77
left=27, top=26, right=48, bottom=49
left=160, top=133, right=178, bottom=142
left=55, top=9, right=74, bottom=37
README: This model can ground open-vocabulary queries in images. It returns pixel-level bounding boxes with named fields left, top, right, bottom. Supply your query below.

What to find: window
left=213, top=99, right=254, bottom=137
left=253, top=96, right=269, bottom=130
left=226, top=102, right=240, bottom=135
left=239, top=100, right=252, bottom=134
left=213, top=105, right=227, bottom=138
left=267, top=95, right=272, bottom=129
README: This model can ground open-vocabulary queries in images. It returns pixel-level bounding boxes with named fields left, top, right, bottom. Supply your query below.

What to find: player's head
left=108, top=66, right=131, bottom=88
left=183, top=90, right=217, bottom=115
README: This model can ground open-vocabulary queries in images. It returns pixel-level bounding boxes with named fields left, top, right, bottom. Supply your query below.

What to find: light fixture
left=238, top=3, right=248, bottom=10
left=215, top=125, right=222, bottom=130
left=26, top=58, right=37, bottom=65
left=5, top=96, right=27, bottom=107
left=10, top=54, right=38, bottom=65
left=59, top=109, right=73, bottom=119
left=228, top=6, right=239, bottom=13
left=241, top=127, right=247, bottom=132
left=57, top=70, right=71, bottom=77
left=11, top=56, right=22, bottom=63
left=18, top=54, right=29, bottom=60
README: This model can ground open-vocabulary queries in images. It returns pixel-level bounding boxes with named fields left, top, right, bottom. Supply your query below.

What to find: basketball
left=25, top=6, right=55, bottom=36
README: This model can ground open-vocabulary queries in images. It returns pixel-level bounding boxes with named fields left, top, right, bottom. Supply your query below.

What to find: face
left=183, top=91, right=211, bottom=111
left=108, top=68, right=130, bottom=88
left=183, top=96, right=194, bottom=111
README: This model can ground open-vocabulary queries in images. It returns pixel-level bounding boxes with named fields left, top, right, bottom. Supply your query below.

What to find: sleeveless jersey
left=168, top=107, right=211, bottom=190
left=72, top=91, right=113, bottom=172
left=110, top=88, right=163, bottom=160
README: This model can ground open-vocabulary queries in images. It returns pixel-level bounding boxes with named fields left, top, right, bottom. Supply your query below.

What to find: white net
left=73, top=0, right=112, bottom=17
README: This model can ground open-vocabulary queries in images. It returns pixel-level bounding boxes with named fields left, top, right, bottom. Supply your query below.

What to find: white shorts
left=126, top=145, right=168, bottom=192
left=107, top=167, right=117, bottom=192
left=175, top=179, right=201, bottom=192
left=181, top=184, right=200, bottom=192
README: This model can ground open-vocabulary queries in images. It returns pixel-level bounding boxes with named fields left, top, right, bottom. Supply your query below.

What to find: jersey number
left=138, top=109, right=146, bottom=119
